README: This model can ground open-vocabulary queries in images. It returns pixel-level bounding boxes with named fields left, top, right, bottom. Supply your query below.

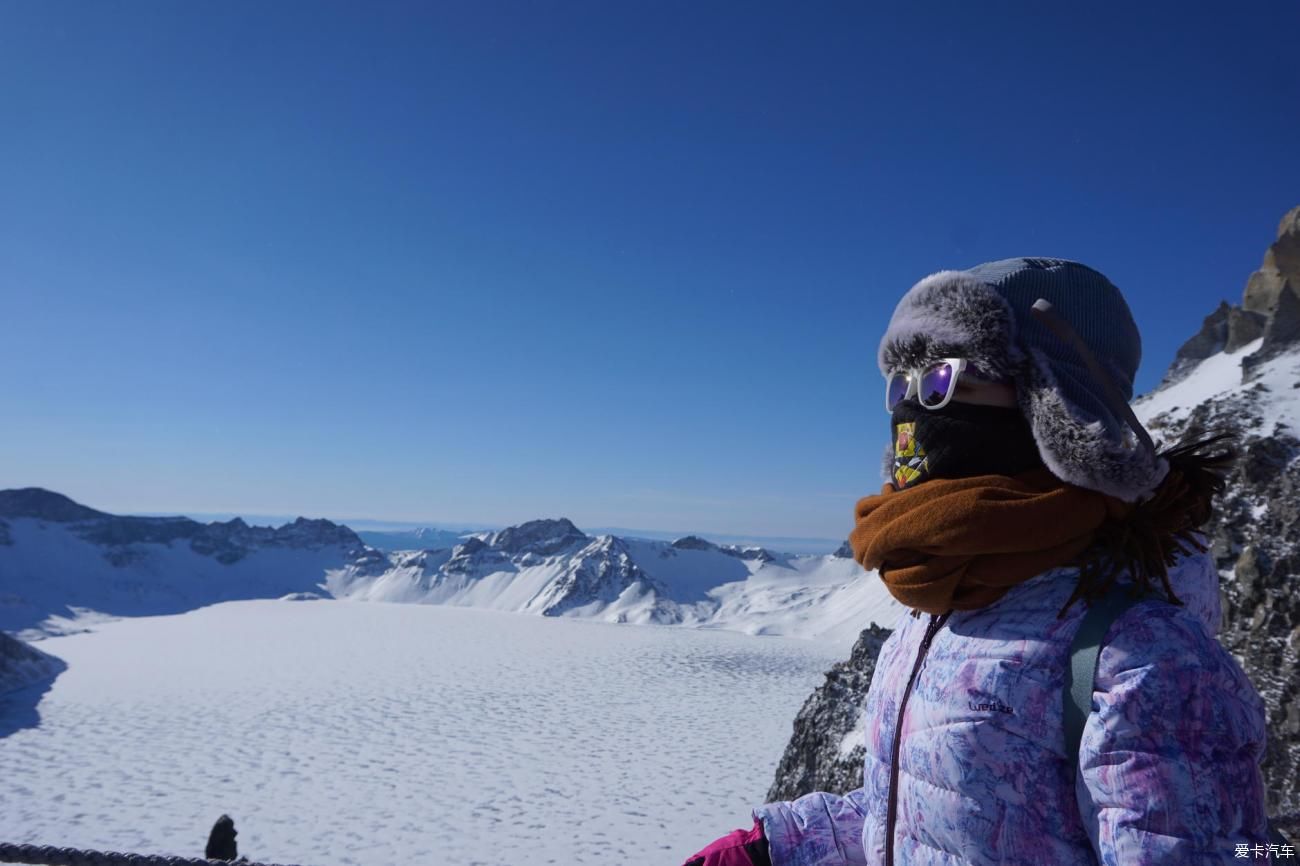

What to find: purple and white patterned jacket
left=754, top=550, right=1270, bottom=865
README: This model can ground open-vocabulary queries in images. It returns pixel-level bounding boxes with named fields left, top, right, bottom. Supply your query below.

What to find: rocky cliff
left=766, top=207, right=1300, bottom=836
left=1138, top=209, right=1300, bottom=832
left=766, top=625, right=891, bottom=802
left=0, top=631, right=66, bottom=695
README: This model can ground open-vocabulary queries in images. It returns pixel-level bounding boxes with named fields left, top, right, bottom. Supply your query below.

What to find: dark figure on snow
left=205, top=814, right=238, bottom=861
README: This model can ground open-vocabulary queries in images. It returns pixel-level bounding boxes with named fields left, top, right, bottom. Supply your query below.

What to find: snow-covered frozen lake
left=0, top=599, right=848, bottom=865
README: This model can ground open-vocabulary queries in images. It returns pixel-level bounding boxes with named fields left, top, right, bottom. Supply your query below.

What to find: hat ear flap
left=1021, top=347, right=1169, bottom=501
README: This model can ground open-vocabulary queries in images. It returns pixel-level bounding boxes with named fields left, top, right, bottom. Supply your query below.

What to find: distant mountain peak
left=0, top=488, right=108, bottom=523
left=0, top=488, right=367, bottom=582
left=672, top=535, right=717, bottom=551
left=488, top=518, right=587, bottom=556
left=720, top=544, right=777, bottom=564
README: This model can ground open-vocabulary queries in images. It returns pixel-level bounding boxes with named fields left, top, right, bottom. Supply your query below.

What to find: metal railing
left=0, top=843, right=305, bottom=866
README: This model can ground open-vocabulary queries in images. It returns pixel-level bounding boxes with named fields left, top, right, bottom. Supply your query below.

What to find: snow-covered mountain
left=0, top=488, right=383, bottom=638
left=767, top=206, right=1300, bottom=835
left=0, top=489, right=898, bottom=649
left=330, top=519, right=897, bottom=644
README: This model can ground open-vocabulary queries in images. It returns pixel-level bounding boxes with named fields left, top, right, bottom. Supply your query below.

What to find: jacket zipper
left=885, top=610, right=951, bottom=866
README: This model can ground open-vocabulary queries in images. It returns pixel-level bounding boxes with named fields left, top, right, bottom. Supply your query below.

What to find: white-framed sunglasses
left=884, top=358, right=969, bottom=412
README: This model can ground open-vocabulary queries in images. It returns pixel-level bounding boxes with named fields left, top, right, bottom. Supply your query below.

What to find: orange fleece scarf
left=849, top=469, right=1130, bottom=614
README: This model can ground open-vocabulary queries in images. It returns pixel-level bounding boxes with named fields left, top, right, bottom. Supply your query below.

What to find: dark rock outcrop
left=1243, top=205, right=1300, bottom=316
left=1241, top=205, right=1300, bottom=375
left=672, top=535, right=718, bottom=551
left=0, top=631, right=66, bottom=694
left=1226, top=306, right=1269, bottom=353
left=1168, top=301, right=1232, bottom=381
left=1166, top=301, right=1266, bottom=382
left=766, top=624, right=891, bottom=801
left=1246, top=282, right=1300, bottom=374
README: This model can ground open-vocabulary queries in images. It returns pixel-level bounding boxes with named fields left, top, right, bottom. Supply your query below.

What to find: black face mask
left=890, top=399, right=1043, bottom=489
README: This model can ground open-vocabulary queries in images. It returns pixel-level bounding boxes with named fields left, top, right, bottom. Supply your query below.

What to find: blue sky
left=3, top=2, right=1298, bottom=540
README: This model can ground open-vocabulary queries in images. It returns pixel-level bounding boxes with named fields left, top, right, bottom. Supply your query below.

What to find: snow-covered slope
left=1134, top=337, right=1300, bottom=435
left=0, top=488, right=382, bottom=638
left=0, top=600, right=845, bottom=865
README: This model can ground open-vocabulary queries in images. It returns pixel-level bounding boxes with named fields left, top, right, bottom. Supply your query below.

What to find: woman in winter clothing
left=683, top=258, right=1271, bottom=866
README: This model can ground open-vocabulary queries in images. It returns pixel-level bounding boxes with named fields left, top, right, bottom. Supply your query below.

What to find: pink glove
left=682, top=818, right=771, bottom=866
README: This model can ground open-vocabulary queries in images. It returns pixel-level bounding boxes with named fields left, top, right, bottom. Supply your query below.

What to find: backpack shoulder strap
left=1063, top=589, right=1158, bottom=770
left=1064, top=589, right=1292, bottom=846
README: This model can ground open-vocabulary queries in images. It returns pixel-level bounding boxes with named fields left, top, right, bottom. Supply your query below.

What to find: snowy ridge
left=0, top=489, right=380, bottom=638
left=1, top=493, right=898, bottom=646
left=1135, top=337, right=1300, bottom=437
left=329, top=521, right=898, bottom=645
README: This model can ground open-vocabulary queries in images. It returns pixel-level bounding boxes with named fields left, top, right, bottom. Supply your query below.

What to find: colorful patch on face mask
left=893, top=421, right=929, bottom=488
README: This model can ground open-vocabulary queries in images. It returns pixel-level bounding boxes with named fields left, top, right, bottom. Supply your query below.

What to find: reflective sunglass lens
left=918, top=362, right=955, bottom=406
left=886, top=373, right=911, bottom=410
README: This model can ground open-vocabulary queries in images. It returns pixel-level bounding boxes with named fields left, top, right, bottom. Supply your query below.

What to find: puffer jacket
left=754, top=550, right=1270, bottom=865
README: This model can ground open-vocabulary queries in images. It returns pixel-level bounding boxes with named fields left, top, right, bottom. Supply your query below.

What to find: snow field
left=0, top=599, right=845, bottom=866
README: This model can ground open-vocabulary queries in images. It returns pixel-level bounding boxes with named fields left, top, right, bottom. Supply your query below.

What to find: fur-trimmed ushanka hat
left=877, top=257, right=1169, bottom=502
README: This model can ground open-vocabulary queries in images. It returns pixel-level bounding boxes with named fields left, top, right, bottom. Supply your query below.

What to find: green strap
left=1063, top=590, right=1154, bottom=771
left=1064, top=590, right=1291, bottom=846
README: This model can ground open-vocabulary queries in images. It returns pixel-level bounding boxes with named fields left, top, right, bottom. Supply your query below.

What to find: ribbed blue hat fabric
left=964, top=257, right=1142, bottom=401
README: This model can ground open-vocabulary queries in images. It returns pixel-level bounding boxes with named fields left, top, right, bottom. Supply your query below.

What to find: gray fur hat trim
left=877, top=257, right=1168, bottom=502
